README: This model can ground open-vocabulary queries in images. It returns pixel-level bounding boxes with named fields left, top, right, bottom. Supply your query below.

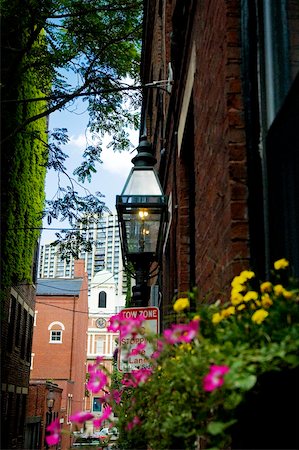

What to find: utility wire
left=16, top=270, right=125, bottom=293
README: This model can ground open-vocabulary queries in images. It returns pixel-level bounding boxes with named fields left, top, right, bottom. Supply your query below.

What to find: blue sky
left=42, top=99, right=139, bottom=243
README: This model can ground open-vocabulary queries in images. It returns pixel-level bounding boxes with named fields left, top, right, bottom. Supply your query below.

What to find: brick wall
left=31, top=263, right=88, bottom=447
left=142, top=0, right=251, bottom=313
left=1, top=283, right=36, bottom=449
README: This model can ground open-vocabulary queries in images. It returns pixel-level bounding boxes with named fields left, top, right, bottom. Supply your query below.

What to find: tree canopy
left=1, top=0, right=143, bottom=268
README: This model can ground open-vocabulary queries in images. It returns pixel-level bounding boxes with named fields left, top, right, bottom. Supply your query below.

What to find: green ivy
left=1, top=29, right=49, bottom=292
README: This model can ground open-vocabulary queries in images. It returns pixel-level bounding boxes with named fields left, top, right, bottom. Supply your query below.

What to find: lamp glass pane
left=122, top=169, right=163, bottom=196
left=123, top=210, right=161, bottom=254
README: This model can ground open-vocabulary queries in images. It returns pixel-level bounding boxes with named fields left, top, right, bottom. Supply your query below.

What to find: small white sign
left=118, top=307, right=159, bottom=373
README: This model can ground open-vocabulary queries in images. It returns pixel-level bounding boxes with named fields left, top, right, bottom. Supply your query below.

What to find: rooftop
left=36, top=278, right=83, bottom=296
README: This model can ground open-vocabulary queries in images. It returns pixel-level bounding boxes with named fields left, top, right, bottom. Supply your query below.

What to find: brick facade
left=1, top=283, right=36, bottom=449
left=30, top=260, right=88, bottom=450
left=141, top=0, right=299, bottom=320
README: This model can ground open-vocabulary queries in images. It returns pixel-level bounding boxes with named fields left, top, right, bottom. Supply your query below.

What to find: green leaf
left=235, top=374, right=257, bottom=391
left=207, top=420, right=237, bottom=435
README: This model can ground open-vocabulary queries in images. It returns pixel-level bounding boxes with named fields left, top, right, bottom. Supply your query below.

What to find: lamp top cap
left=132, top=135, right=157, bottom=167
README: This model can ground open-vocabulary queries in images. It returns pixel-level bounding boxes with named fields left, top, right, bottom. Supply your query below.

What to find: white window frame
left=50, top=330, right=63, bottom=343
left=48, top=321, right=65, bottom=344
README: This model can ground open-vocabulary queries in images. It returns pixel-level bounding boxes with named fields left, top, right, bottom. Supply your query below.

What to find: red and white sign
left=118, top=307, right=159, bottom=372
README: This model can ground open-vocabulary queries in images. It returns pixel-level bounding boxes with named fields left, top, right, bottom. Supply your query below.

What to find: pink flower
left=133, top=368, right=153, bottom=385
left=45, top=419, right=60, bottom=445
left=121, top=374, right=137, bottom=388
left=203, top=364, right=230, bottom=392
left=112, top=389, right=122, bottom=404
left=107, top=313, right=121, bottom=333
left=107, top=313, right=146, bottom=339
left=127, top=342, right=147, bottom=357
left=126, top=415, right=141, bottom=431
left=121, top=368, right=153, bottom=388
left=120, top=316, right=146, bottom=339
left=70, top=411, right=94, bottom=424
left=93, top=406, right=113, bottom=428
left=87, top=357, right=104, bottom=375
left=163, top=319, right=199, bottom=344
left=151, top=339, right=164, bottom=359
left=86, top=370, right=108, bottom=394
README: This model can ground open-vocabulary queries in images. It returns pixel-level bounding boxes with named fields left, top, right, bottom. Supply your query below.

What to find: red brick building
left=25, top=381, right=62, bottom=450
left=30, top=260, right=88, bottom=449
left=140, top=0, right=299, bottom=322
left=1, top=283, right=36, bottom=450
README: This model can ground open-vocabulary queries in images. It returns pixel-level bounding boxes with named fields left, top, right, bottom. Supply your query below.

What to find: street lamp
left=116, top=136, right=168, bottom=307
left=47, top=389, right=55, bottom=411
left=45, top=389, right=55, bottom=449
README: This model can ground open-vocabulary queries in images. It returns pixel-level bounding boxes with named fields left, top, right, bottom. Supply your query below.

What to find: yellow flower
left=274, top=258, right=289, bottom=270
left=282, top=289, right=293, bottom=299
left=212, top=312, right=223, bottom=324
left=243, top=291, right=259, bottom=302
left=251, top=309, right=269, bottom=324
left=255, top=300, right=262, bottom=307
left=231, top=275, right=247, bottom=288
left=260, top=281, right=272, bottom=293
left=231, top=283, right=246, bottom=294
left=261, top=293, right=273, bottom=308
left=274, top=284, right=284, bottom=296
left=193, top=315, right=200, bottom=321
left=231, top=290, right=244, bottom=305
left=240, top=270, right=255, bottom=280
left=237, top=304, right=246, bottom=311
left=222, top=306, right=236, bottom=318
left=179, top=343, right=192, bottom=351
left=173, top=297, right=190, bottom=312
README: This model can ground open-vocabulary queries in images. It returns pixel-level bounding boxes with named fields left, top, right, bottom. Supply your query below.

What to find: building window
left=98, top=291, right=107, bottom=308
left=50, top=330, right=62, bottom=343
left=48, top=321, right=65, bottom=343
left=96, top=338, right=104, bottom=354
left=30, top=353, right=35, bottom=370
left=8, top=295, right=16, bottom=352
left=92, top=397, right=102, bottom=413
left=67, top=394, right=73, bottom=423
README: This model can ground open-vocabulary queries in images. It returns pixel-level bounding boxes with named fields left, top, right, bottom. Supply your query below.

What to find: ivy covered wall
left=1, top=26, right=49, bottom=290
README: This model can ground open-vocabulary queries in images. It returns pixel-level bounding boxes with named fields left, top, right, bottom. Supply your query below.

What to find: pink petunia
left=112, top=389, right=122, bottom=404
left=120, top=315, right=146, bottom=339
left=126, top=415, right=141, bottom=431
left=70, top=411, right=94, bottom=424
left=86, top=370, right=108, bottom=394
left=151, top=339, right=164, bottom=359
left=203, top=364, right=230, bottom=392
left=93, top=406, right=113, bottom=428
left=133, top=368, right=153, bottom=385
left=163, top=319, right=199, bottom=344
left=121, top=368, right=152, bottom=388
left=107, top=313, right=122, bottom=333
left=45, top=419, right=60, bottom=445
left=127, top=342, right=147, bottom=357
left=107, top=313, right=146, bottom=339
left=121, top=374, right=137, bottom=388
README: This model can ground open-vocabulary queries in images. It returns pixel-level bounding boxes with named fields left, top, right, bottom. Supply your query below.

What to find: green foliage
left=1, top=0, right=142, bottom=147
left=114, top=262, right=299, bottom=450
left=1, top=28, right=49, bottom=289
left=1, top=0, right=143, bottom=269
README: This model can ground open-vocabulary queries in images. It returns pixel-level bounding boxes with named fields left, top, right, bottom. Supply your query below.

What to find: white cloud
left=68, top=129, right=139, bottom=178
left=101, top=146, right=133, bottom=177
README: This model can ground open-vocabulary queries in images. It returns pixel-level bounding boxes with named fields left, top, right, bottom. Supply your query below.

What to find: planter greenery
left=46, top=259, right=298, bottom=450
left=112, top=259, right=299, bottom=450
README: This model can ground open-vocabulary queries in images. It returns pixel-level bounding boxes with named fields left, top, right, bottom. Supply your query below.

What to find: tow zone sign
left=118, top=307, right=159, bottom=373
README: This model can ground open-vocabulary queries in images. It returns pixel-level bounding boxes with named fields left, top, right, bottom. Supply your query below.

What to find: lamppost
left=45, top=389, right=55, bottom=449
left=116, top=136, right=168, bottom=307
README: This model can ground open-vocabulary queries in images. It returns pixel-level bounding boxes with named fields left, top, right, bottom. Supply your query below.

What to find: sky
left=41, top=99, right=139, bottom=244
